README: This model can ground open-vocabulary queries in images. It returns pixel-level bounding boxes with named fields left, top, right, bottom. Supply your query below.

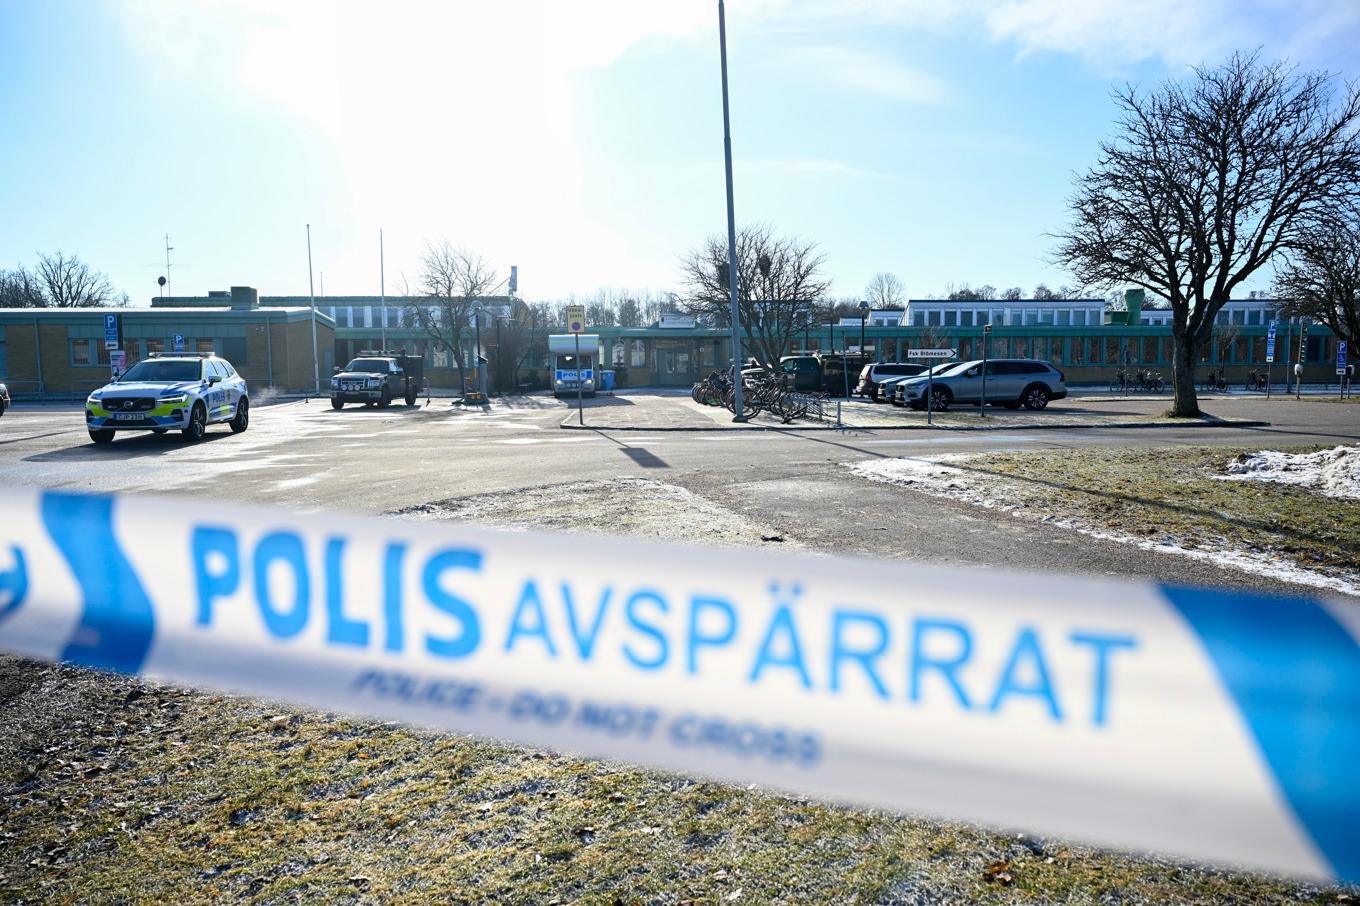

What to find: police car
left=85, top=353, right=249, bottom=445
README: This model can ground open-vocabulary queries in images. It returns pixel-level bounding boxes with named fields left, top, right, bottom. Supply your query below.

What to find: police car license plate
left=114, top=414, right=142, bottom=421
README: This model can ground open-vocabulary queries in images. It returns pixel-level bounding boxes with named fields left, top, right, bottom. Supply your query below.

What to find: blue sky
left=1, top=0, right=1357, bottom=305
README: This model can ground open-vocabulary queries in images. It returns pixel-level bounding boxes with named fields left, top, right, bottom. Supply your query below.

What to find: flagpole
left=380, top=228, right=387, bottom=350
left=307, top=224, right=319, bottom=397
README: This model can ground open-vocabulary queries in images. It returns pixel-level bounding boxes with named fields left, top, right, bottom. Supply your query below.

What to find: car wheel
left=0, top=399, right=6, bottom=418
left=928, top=387, right=951, bottom=411
left=1022, top=385, right=1050, bottom=410
left=182, top=403, right=207, bottom=442
left=379, top=387, right=392, bottom=408
left=230, top=396, right=250, bottom=433
left=89, top=428, right=114, bottom=445
left=331, top=399, right=344, bottom=410
left=152, top=428, right=168, bottom=435
left=406, top=393, right=417, bottom=406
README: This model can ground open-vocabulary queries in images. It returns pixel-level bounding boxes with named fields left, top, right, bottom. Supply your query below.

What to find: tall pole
left=380, top=228, right=387, bottom=350
left=307, top=224, right=320, bottom=397
left=164, top=234, right=173, bottom=300
left=575, top=332, right=584, bottom=426
left=718, top=0, right=745, bottom=422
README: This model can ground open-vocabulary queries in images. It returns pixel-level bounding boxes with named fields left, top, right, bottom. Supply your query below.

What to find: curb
left=559, top=418, right=1273, bottom=433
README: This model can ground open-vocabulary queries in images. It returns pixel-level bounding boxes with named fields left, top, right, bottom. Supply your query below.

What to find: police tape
left=0, top=487, right=1356, bottom=882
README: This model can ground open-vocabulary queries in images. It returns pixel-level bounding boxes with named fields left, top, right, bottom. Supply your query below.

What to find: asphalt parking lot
left=3, top=390, right=1356, bottom=597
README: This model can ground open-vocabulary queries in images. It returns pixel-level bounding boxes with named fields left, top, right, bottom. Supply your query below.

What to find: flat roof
left=0, top=306, right=334, bottom=325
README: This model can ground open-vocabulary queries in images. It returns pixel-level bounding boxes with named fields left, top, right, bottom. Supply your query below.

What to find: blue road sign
left=1338, top=341, right=1349, bottom=375
left=173, top=334, right=185, bottom=354
left=1266, top=320, right=1277, bottom=363
left=103, top=313, right=119, bottom=350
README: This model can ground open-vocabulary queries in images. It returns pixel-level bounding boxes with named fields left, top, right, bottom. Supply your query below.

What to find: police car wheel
left=152, top=428, right=168, bottom=435
left=331, top=399, right=344, bottom=410
left=89, top=428, right=114, bottom=445
left=230, top=396, right=249, bottom=433
left=405, top=393, right=417, bottom=406
left=183, top=403, right=207, bottom=442
left=379, top=388, right=392, bottom=408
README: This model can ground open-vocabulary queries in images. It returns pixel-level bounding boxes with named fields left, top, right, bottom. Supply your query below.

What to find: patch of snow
left=1216, top=446, right=1360, bottom=499
left=849, top=455, right=1360, bottom=599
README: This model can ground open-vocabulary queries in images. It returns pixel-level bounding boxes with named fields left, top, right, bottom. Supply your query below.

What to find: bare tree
left=0, top=265, right=45, bottom=307
left=1274, top=215, right=1360, bottom=345
left=864, top=272, right=906, bottom=309
left=35, top=252, right=116, bottom=307
left=1032, top=283, right=1061, bottom=300
left=1001, top=286, right=1024, bottom=300
left=678, top=223, right=832, bottom=370
left=1054, top=52, right=1360, bottom=416
left=617, top=297, right=642, bottom=328
left=404, top=241, right=500, bottom=393
left=944, top=283, right=996, bottom=300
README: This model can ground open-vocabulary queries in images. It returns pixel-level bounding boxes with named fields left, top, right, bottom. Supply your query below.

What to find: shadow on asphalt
left=586, top=428, right=670, bottom=469
left=24, top=430, right=238, bottom=462
left=1234, top=424, right=1360, bottom=443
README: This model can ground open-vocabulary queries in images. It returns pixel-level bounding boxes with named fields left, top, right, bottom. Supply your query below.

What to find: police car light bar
left=147, top=352, right=214, bottom=359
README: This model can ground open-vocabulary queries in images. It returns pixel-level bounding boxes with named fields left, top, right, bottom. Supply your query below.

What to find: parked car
left=855, top=363, right=931, bottom=401
left=897, top=359, right=1068, bottom=411
left=331, top=350, right=423, bottom=409
left=85, top=352, right=249, bottom=444
left=779, top=353, right=871, bottom=395
left=884, top=362, right=966, bottom=406
left=0, top=381, right=8, bottom=417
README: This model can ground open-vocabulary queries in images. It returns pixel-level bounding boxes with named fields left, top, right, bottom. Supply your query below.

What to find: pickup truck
left=330, top=351, right=424, bottom=409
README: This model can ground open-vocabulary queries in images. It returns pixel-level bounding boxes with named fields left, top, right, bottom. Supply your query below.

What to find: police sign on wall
left=566, top=304, right=586, bottom=334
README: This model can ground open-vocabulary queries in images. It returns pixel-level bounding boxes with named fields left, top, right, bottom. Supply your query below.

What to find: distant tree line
left=0, top=252, right=127, bottom=308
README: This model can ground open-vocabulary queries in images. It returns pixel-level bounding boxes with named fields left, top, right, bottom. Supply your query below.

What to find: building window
left=944, top=310, right=957, bottom=327
left=1056, top=310, right=1070, bottom=326
left=70, top=339, right=112, bottom=366
left=1038, top=309, right=1054, bottom=326
left=196, top=338, right=215, bottom=355
left=976, top=311, right=989, bottom=326
left=927, top=310, right=942, bottom=327
left=146, top=338, right=166, bottom=357
left=1142, top=337, right=1157, bottom=364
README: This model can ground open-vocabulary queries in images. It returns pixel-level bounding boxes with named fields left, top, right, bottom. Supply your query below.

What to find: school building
left=0, top=288, right=1343, bottom=398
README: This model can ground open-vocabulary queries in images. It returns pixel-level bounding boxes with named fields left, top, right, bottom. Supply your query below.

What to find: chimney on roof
left=229, top=286, right=259, bottom=310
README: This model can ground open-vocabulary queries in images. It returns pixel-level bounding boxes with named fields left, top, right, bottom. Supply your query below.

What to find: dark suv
left=898, top=359, right=1068, bottom=411
left=330, top=352, right=424, bottom=409
left=855, top=363, right=931, bottom=402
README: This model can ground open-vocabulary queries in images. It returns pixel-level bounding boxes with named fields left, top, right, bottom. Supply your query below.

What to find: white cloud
left=796, top=45, right=948, bottom=103
left=750, top=159, right=900, bottom=180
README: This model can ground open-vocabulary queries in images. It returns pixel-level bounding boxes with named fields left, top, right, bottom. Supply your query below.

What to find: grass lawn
left=2, top=661, right=1348, bottom=905
left=961, top=444, right=1360, bottom=583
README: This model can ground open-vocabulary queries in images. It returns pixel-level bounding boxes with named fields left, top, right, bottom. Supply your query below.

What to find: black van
left=779, top=353, right=871, bottom=396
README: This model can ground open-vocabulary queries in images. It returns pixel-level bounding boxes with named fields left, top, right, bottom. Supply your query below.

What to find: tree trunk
left=1170, top=332, right=1202, bottom=417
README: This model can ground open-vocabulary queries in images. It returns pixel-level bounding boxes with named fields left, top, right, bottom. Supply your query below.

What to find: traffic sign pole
left=565, top=304, right=587, bottom=426
left=981, top=326, right=991, bottom=418
left=1266, top=320, right=1276, bottom=399
left=575, top=333, right=584, bottom=425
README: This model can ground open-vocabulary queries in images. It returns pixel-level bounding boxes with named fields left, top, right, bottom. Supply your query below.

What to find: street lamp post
left=858, top=299, right=870, bottom=360
left=717, top=0, right=745, bottom=422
